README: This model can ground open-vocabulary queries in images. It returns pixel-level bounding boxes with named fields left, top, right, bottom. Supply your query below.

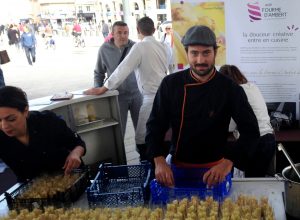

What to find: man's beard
left=191, top=64, right=214, bottom=77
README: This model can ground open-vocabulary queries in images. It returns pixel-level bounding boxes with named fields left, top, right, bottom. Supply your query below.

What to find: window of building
left=156, top=0, right=166, bottom=9
left=106, top=4, right=110, bottom=12
left=78, top=6, right=82, bottom=13
left=157, top=14, right=167, bottom=22
left=135, top=14, right=140, bottom=22
left=120, top=3, right=123, bottom=12
left=86, top=6, right=90, bottom=12
left=134, top=2, right=139, bottom=10
left=113, top=1, right=116, bottom=11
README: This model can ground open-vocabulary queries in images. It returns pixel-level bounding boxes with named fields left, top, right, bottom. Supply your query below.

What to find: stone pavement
left=1, top=34, right=139, bottom=165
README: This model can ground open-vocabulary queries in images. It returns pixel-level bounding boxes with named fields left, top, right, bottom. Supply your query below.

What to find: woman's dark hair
left=0, top=86, right=28, bottom=112
left=137, top=17, right=155, bottom=36
left=219, top=65, right=248, bottom=84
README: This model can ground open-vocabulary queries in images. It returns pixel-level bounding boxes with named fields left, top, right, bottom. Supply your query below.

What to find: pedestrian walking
left=101, top=20, right=109, bottom=38
left=20, top=26, right=36, bottom=65
left=7, top=24, right=20, bottom=50
left=0, top=24, right=5, bottom=41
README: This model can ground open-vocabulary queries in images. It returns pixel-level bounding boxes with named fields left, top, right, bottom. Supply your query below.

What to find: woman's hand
left=83, top=86, right=108, bottom=95
left=154, top=156, right=174, bottom=187
left=203, top=159, right=233, bottom=187
left=63, top=146, right=85, bottom=175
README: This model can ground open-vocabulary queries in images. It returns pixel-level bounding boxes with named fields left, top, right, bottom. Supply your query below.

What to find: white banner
left=171, top=0, right=300, bottom=122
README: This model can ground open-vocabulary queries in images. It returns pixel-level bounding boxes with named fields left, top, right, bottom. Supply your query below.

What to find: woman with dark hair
left=7, top=24, right=20, bottom=49
left=219, top=65, right=275, bottom=177
left=0, top=86, right=86, bottom=181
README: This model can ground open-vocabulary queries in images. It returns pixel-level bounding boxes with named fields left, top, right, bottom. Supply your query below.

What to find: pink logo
left=247, top=2, right=262, bottom=22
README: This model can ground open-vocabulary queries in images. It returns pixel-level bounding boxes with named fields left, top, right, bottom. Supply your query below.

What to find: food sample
left=17, top=173, right=81, bottom=199
left=0, top=195, right=275, bottom=220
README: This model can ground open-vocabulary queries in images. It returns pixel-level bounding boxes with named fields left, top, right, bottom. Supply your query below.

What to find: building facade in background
left=0, top=0, right=171, bottom=32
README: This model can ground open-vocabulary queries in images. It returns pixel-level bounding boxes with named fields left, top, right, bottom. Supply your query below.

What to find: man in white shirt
left=84, top=17, right=168, bottom=161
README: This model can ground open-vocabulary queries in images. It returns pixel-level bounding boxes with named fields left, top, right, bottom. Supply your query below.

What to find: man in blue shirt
left=21, top=26, right=36, bottom=65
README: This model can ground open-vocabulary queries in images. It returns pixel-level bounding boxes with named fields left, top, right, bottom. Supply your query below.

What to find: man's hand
left=83, top=86, right=108, bottom=95
left=203, top=159, right=233, bottom=187
left=154, top=156, right=174, bottom=187
left=63, top=146, right=85, bottom=175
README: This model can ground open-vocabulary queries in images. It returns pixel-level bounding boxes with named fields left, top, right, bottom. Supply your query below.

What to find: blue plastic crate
left=150, top=165, right=232, bottom=204
left=86, top=163, right=151, bottom=207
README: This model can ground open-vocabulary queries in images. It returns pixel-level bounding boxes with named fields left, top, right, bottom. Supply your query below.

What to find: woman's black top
left=0, top=110, right=86, bottom=181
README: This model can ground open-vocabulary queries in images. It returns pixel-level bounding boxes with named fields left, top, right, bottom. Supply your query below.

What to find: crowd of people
left=0, top=18, right=114, bottom=87
left=0, top=16, right=276, bottom=189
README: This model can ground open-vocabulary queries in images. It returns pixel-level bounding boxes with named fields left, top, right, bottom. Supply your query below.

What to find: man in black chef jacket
left=146, top=25, right=260, bottom=187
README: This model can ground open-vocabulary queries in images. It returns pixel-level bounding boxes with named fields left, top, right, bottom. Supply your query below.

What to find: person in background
left=72, top=21, right=84, bottom=47
left=156, top=21, right=161, bottom=39
left=72, top=20, right=82, bottom=37
left=7, top=24, right=20, bottom=50
left=64, top=22, right=71, bottom=36
left=20, top=26, right=36, bottom=65
left=104, top=32, right=113, bottom=43
left=44, top=24, right=53, bottom=37
left=0, top=24, right=5, bottom=40
left=0, top=48, right=9, bottom=87
left=0, top=86, right=86, bottom=182
left=219, top=64, right=276, bottom=177
left=0, top=65, right=4, bottom=87
left=160, top=24, right=175, bottom=74
left=146, top=25, right=260, bottom=187
left=26, top=20, right=35, bottom=34
left=91, top=21, right=142, bottom=137
left=84, top=17, right=168, bottom=161
left=18, top=23, right=25, bottom=35
left=0, top=24, right=4, bottom=34
left=101, top=20, right=109, bottom=38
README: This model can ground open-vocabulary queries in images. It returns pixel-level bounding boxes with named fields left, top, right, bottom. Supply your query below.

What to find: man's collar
left=189, top=67, right=216, bottom=83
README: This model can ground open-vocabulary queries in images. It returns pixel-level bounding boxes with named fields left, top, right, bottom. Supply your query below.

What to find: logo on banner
left=247, top=2, right=287, bottom=22
left=287, top=25, right=299, bottom=31
left=247, top=2, right=262, bottom=22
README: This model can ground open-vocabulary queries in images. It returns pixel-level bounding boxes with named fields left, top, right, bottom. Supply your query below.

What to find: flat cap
left=181, top=25, right=217, bottom=47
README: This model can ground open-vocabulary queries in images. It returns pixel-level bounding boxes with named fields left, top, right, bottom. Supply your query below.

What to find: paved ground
left=1, top=34, right=139, bottom=165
